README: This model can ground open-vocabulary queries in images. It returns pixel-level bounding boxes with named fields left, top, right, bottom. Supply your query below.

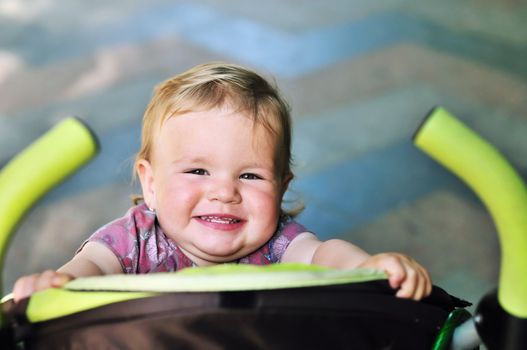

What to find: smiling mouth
left=199, top=215, right=242, bottom=224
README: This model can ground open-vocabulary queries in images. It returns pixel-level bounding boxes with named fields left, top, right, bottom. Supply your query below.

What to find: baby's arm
left=13, top=242, right=122, bottom=302
left=282, top=233, right=432, bottom=300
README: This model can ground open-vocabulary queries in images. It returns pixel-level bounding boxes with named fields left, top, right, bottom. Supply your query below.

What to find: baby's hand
left=358, top=253, right=432, bottom=300
left=13, top=270, right=74, bottom=303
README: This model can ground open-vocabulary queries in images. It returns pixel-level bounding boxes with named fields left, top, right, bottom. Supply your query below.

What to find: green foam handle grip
left=0, top=118, right=99, bottom=304
left=414, top=107, right=527, bottom=318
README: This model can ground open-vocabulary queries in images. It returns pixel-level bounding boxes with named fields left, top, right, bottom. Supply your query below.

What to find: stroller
left=0, top=107, right=525, bottom=349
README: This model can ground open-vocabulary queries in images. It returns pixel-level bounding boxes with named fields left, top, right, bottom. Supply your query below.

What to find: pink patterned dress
left=78, top=203, right=309, bottom=273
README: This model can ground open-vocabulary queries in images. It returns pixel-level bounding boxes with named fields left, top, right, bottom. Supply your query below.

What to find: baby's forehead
left=162, top=105, right=279, bottom=135
left=158, top=111, right=279, bottom=155
left=152, top=111, right=280, bottom=163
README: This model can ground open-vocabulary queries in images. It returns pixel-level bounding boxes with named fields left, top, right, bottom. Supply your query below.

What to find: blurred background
left=2, top=0, right=527, bottom=314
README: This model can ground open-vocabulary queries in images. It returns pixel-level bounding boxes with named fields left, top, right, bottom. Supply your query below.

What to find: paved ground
left=2, top=1, right=527, bottom=317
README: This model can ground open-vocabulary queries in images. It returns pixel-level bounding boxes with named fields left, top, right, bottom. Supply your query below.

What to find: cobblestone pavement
left=2, top=1, right=527, bottom=314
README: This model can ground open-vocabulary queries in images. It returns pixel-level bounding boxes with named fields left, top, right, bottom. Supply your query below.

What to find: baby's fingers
left=395, top=264, right=416, bottom=299
left=34, top=270, right=57, bottom=292
left=396, top=263, right=431, bottom=300
left=13, top=270, right=72, bottom=303
left=360, top=253, right=406, bottom=289
left=358, top=253, right=432, bottom=301
left=13, top=273, right=42, bottom=302
left=378, top=254, right=410, bottom=291
left=409, top=263, right=432, bottom=300
left=417, top=263, right=433, bottom=298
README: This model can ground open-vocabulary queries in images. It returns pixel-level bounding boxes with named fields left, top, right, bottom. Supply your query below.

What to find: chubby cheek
left=247, top=186, right=282, bottom=227
left=155, top=179, right=202, bottom=221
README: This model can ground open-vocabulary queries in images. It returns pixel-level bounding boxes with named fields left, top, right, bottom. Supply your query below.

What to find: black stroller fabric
left=5, top=280, right=466, bottom=350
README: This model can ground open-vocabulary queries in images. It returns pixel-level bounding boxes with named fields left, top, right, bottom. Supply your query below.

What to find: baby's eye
left=240, top=173, right=262, bottom=180
left=186, top=169, right=209, bottom=176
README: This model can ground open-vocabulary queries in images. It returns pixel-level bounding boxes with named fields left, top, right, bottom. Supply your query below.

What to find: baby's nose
left=207, top=179, right=241, bottom=204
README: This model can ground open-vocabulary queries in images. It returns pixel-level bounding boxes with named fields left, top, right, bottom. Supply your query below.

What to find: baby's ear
left=281, top=172, right=293, bottom=195
left=137, top=159, right=156, bottom=210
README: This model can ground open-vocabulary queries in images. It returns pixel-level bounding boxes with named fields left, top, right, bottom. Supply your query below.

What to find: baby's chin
left=181, top=244, right=249, bottom=266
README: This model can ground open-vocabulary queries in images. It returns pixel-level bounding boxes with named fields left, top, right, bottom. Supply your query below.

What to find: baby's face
left=138, top=106, right=287, bottom=265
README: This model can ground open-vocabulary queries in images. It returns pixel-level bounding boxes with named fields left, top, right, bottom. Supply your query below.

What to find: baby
left=13, top=62, right=431, bottom=302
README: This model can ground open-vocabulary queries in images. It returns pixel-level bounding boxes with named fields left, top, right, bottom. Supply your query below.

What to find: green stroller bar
left=414, top=107, right=527, bottom=318
left=0, top=117, right=99, bottom=326
left=414, top=106, right=527, bottom=349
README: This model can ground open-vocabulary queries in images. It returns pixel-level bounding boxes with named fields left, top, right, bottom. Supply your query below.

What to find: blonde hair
left=133, top=62, right=301, bottom=214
